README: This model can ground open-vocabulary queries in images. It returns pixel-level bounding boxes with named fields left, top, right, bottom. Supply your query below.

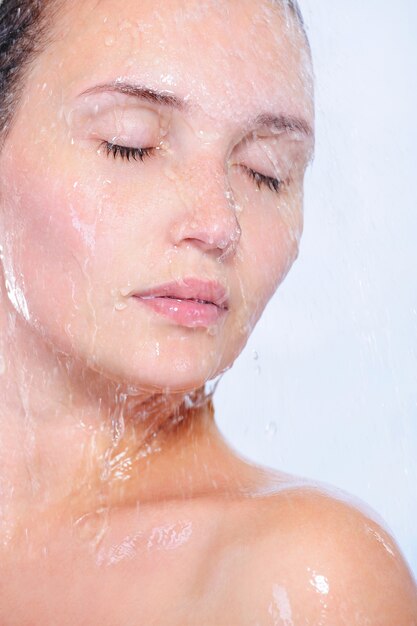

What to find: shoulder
left=218, top=483, right=417, bottom=625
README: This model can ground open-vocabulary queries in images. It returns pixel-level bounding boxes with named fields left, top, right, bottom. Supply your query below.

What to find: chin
left=84, top=339, right=228, bottom=395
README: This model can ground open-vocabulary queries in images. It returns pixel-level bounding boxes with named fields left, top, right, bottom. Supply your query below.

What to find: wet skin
left=0, top=0, right=416, bottom=623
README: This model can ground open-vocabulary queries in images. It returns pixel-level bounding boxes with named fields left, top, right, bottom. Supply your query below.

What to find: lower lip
left=133, top=296, right=227, bottom=328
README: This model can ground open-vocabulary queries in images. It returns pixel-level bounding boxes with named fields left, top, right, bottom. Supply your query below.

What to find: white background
left=214, top=0, right=417, bottom=580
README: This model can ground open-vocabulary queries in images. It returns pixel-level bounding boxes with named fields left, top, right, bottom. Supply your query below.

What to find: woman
left=0, top=0, right=415, bottom=623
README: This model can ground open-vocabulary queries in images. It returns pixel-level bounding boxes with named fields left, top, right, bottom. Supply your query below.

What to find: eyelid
left=66, top=98, right=163, bottom=144
left=233, top=136, right=285, bottom=177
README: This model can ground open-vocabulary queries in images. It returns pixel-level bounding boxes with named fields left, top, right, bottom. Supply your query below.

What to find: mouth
left=142, top=295, right=220, bottom=306
left=133, top=278, right=230, bottom=310
left=131, top=278, right=229, bottom=328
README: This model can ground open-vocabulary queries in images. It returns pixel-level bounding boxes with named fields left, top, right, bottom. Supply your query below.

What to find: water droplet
left=105, top=35, right=115, bottom=46
left=238, top=322, right=251, bottom=336
left=310, top=573, right=330, bottom=595
left=265, top=421, right=277, bottom=439
left=119, top=286, right=132, bottom=297
left=253, top=350, right=259, bottom=360
left=74, top=508, right=109, bottom=551
left=115, top=302, right=128, bottom=311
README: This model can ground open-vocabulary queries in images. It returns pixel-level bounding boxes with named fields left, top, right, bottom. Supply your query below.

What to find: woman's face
left=0, top=0, right=314, bottom=392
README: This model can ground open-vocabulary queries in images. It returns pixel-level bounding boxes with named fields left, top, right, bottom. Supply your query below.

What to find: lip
left=133, top=278, right=229, bottom=310
left=132, top=278, right=229, bottom=328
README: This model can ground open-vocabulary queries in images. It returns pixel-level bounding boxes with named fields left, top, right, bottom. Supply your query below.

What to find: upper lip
left=133, top=278, right=229, bottom=310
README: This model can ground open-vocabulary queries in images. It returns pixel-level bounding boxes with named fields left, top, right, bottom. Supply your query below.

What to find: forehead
left=39, top=0, right=314, bottom=127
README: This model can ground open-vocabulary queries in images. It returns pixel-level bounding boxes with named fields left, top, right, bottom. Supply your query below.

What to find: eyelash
left=100, top=141, right=156, bottom=162
left=100, top=141, right=283, bottom=194
left=244, top=168, right=282, bottom=193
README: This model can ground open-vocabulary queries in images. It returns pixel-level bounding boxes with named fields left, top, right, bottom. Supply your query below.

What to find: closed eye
left=100, top=141, right=156, bottom=162
left=242, top=167, right=283, bottom=194
left=100, top=141, right=284, bottom=193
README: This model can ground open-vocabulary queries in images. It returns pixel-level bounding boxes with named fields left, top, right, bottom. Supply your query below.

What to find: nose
left=169, top=159, right=242, bottom=261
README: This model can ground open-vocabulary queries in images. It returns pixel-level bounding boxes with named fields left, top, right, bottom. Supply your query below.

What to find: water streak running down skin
left=268, top=584, right=294, bottom=626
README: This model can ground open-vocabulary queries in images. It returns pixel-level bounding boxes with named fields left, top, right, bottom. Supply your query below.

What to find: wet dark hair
left=0, top=0, right=308, bottom=150
left=0, top=0, right=66, bottom=149
left=280, top=0, right=311, bottom=55
left=285, top=0, right=306, bottom=30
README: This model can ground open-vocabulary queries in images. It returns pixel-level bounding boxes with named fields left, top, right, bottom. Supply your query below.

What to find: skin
left=0, top=0, right=415, bottom=623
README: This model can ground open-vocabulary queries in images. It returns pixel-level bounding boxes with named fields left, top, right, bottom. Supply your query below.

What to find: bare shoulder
left=215, top=483, right=417, bottom=625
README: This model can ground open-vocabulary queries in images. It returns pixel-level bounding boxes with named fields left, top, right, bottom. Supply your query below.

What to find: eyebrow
left=79, top=81, right=314, bottom=138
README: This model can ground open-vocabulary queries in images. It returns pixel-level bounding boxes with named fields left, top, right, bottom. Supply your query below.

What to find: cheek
left=239, top=198, right=303, bottom=318
left=0, top=160, right=99, bottom=341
